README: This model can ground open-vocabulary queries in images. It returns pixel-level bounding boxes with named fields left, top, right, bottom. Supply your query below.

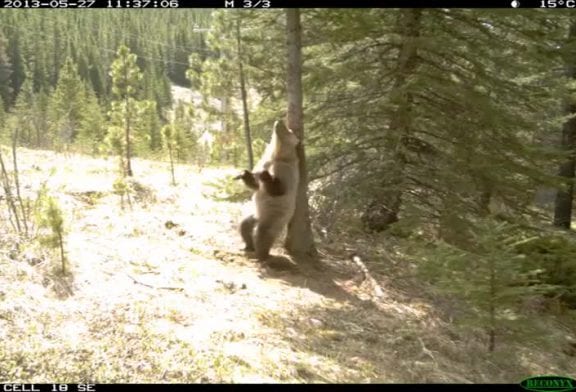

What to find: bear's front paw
left=259, top=170, right=272, bottom=182
left=234, top=169, right=251, bottom=180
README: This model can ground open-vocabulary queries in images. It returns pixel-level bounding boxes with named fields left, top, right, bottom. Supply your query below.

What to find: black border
left=0, top=0, right=555, bottom=8
left=0, top=384, right=530, bottom=391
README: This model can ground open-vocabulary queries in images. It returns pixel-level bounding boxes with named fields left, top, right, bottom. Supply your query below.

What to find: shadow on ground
left=251, top=252, right=560, bottom=383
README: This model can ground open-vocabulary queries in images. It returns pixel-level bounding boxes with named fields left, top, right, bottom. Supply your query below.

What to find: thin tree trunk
left=36, top=126, right=41, bottom=148
left=125, top=105, right=133, bottom=177
left=11, top=127, right=28, bottom=235
left=0, top=147, right=21, bottom=233
left=168, top=143, right=176, bottom=186
left=361, top=9, right=423, bottom=232
left=236, top=18, right=254, bottom=170
left=58, top=230, right=66, bottom=274
left=553, top=20, right=576, bottom=229
left=284, top=9, right=317, bottom=260
left=124, top=58, right=133, bottom=177
left=488, top=255, right=496, bottom=352
left=221, top=96, right=230, bottom=162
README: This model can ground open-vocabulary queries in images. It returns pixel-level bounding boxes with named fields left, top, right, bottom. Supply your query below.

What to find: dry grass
left=0, top=147, right=573, bottom=383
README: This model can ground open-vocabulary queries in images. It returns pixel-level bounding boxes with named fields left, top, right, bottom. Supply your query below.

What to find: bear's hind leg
left=254, top=220, right=282, bottom=261
left=240, top=215, right=257, bottom=251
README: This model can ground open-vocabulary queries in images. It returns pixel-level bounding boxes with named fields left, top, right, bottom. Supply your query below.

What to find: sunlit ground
left=0, top=147, right=573, bottom=383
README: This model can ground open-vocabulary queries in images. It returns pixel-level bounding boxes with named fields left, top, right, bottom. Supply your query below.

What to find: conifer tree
left=0, top=33, right=12, bottom=110
left=162, top=124, right=177, bottom=186
left=49, top=57, right=87, bottom=151
left=109, top=45, right=143, bottom=177
left=77, top=88, right=106, bottom=155
left=36, top=194, right=67, bottom=275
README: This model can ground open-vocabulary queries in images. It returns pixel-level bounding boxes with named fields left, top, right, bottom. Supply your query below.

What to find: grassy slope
left=0, top=147, right=573, bottom=383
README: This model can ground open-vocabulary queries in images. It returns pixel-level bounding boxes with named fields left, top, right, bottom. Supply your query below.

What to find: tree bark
left=361, top=9, right=422, bottom=232
left=11, top=127, right=28, bottom=235
left=58, top=230, right=66, bottom=275
left=124, top=55, right=133, bottom=177
left=284, top=9, right=317, bottom=260
left=168, top=142, right=176, bottom=186
left=236, top=18, right=254, bottom=171
left=0, top=146, right=21, bottom=233
left=553, top=20, right=576, bottom=230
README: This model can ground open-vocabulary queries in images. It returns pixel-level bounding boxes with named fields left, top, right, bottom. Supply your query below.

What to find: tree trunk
left=125, top=101, right=133, bottom=177
left=124, top=58, right=133, bottom=177
left=221, top=96, right=230, bottom=162
left=553, top=20, right=576, bottom=230
left=361, top=9, right=422, bottom=232
left=168, top=142, right=176, bottom=186
left=58, top=230, right=66, bottom=275
left=284, top=9, right=317, bottom=260
left=11, top=127, right=28, bottom=235
left=488, top=255, right=496, bottom=352
left=236, top=18, right=254, bottom=171
left=0, top=147, right=22, bottom=233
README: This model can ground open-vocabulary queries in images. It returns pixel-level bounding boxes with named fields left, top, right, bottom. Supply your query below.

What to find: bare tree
left=236, top=18, right=254, bottom=170
left=284, top=9, right=317, bottom=260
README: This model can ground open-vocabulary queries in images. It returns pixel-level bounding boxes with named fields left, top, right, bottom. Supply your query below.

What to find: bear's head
left=270, top=120, right=299, bottom=162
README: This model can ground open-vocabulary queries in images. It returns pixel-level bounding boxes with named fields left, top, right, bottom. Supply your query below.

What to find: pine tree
left=170, top=100, right=196, bottom=163
left=162, top=124, right=177, bottom=186
left=36, top=190, right=67, bottom=275
left=11, top=77, right=46, bottom=147
left=360, top=9, right=422, bottom=232
left=187, top=13, right=254, bottom=165
left=0, top=32, right=12, bottom=111
left=109, top=45, right=143, bottom=177
left=77, top=88, right=106, bottom=155
left=7, top=34, right=25, bottom=107
left=87, top=52, right=106, bottom=99
left=417, top=220, right=549, bottom=352
left=49, top=57, right=88, bottom=151
left=296, top=9, right=564, bottom=236
left=136, top=99, right=162, bottom=153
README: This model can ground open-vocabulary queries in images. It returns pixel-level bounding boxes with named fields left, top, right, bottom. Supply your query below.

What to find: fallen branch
left=126, top=273, right=184, bottom=291
left=351, top=254, right=386, bottom=299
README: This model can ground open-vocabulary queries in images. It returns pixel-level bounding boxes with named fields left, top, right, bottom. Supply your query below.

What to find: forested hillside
left=0, top=8, right=575, bottom=383
left=0, top=10, right=209, bottom=153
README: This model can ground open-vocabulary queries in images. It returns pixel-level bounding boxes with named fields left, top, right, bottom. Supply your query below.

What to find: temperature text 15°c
left=540, top=0, right=576, bottom=7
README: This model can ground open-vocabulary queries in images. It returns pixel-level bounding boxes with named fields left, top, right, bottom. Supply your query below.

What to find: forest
left=0, top=8, right=575, bottom=383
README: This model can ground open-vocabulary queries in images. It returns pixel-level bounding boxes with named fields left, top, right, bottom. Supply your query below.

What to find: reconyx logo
left=520, top=376, right=576, bottom=392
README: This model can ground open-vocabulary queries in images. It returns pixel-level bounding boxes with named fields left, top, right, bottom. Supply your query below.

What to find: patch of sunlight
left=59, top=321, right=89, bottom=347
left=123, top=324, right=139, bottom=335
left=223, top=342, right=264, bottom=369
left=376, top=301, right=429, bottom=320
left=150, top=318, right=175, bottom=335
left=173, top=318, right=257, bottom=346
left=0, top=322, right=7, bottom=340
left=233, top=373, right=278, bottom=383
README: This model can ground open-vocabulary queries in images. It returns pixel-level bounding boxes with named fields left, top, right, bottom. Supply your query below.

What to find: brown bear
left=236, top=120, right=300, bottom=261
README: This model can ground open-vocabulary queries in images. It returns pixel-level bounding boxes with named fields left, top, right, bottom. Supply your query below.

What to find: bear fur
left=237, top=120, right=300, bottom=260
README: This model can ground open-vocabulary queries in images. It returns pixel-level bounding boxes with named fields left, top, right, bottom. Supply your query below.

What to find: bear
left=236, top=120, right=300, bottom=261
